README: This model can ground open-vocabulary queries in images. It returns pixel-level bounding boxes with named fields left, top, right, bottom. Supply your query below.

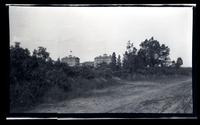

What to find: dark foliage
left=10, top=43, right=92, bottom=110
left=120, top=37, right=187, bottom=77
left=110, top=52, right=117, bottom=71
left=10, top=37, right=190, bottom=111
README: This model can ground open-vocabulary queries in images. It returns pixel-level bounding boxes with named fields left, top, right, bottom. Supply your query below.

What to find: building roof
left=94, top=54, right=111, bottom=59
left=61, top=55, right=80, bottom=60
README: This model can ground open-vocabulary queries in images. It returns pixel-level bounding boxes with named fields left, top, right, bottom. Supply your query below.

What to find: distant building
left=94, top=54, right=112, bottom=67
left=61, top=55, right=80, bottom=67
left=81, top=61, right=94, bottom=67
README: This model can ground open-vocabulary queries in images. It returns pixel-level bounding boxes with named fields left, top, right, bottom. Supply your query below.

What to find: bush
left=79, top=66, right=95, bottom=79
left=94, top=68, right=112, bottom=79
left=10, top=44, right=71, bottom=110
left=113, top=70, right=122, bottom=77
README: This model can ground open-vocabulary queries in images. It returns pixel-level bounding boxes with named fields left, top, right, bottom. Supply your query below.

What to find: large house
left=94, top=54, right=112, bottom=67
left=61, top=55, right=80, bottom=67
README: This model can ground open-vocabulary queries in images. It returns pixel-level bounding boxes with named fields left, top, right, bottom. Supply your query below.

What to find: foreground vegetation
left=27, top=75, right=192, bottom=113
left=10, top=37, right=192, bottom=111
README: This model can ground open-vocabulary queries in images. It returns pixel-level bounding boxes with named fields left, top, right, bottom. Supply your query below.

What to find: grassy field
left=24, top=75, right=192, bottom=113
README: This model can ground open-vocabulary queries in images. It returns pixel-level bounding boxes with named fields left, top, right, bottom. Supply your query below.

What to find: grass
left=41, top=74, right=192, bottom=104
left=11, top=72, right=192, bottom=113
left=41, top=77, right=122, bottom=103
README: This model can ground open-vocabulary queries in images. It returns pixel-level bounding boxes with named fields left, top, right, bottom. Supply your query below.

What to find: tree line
left=10, top=41, right=112, bottom=110
left=10, top=37, right=189, bottom=111
left=108, top=37, right=184, bottom=76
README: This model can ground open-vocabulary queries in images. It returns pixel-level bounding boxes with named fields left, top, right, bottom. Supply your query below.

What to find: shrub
left=79, top=66, right=95, bottom=79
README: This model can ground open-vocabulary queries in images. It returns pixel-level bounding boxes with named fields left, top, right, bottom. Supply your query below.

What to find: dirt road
left=27, top=77, right=193, bottom=113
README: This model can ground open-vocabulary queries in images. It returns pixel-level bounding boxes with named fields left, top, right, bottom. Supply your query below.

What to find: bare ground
left=26, top=76, right=193, bottom=113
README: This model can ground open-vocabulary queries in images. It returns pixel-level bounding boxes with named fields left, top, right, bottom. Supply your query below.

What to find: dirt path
left=27, top=77, right=193, bottom=113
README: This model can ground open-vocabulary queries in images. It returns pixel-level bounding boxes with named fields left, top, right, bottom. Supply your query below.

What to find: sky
left=9, top=6, right=193, bottom=67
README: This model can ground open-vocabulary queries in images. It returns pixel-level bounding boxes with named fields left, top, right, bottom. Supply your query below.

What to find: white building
left=61, top=55, right=80, bottom=67
left=94, top=54, right=112, bottom=67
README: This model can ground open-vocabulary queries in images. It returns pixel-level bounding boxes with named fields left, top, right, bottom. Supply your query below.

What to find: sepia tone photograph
left=9, top=5, right=193, bottom=115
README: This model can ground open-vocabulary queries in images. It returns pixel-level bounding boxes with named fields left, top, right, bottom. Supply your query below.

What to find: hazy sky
left=9, top=6, right=193, bottom=67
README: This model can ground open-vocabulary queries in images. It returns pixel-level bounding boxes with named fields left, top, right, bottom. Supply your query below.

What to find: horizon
left=10, top=39, right=193, bottom=68
left=9, top=6, right=193, bottom=67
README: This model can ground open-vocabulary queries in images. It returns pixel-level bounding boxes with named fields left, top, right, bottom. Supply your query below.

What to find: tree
left=122, top=41, right=137, bottom=73
left=122, top=51, right=128, bottom=71
left=116, top=55, right=122, bottom=70
left=57, top=58, right=61, bottom=62
left=176, top=57, right=183, bottom=68
left=136, top=48, right=147, bottom=70
left=139, top=37, right=170, bottom=68
left=110, top=52, right=117, bottom=71
left=10, top=42, right=32, bottom=80
left=10, top=42, right=42, bottom=108
left=126, top=40, right=137, bottom=54
left=33, top=46, right=50, bottom=61
left=159, top=44, right=170, bottom=67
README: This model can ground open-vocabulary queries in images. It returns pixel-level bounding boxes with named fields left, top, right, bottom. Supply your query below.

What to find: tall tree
left=137, top=48, right=147, bottom=69
left=122, top=51, right=129, bottom=71
left=139, top=37, right=170, bottom=68
left=116, top=55, right=122, bottom=70
left=110, top=52, right=117, bottom=71
left=10, top=42, right=31, bottom=81
left=159, top=44, right=170, bottom=67
left=123, top=41, right=137, bottom=73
